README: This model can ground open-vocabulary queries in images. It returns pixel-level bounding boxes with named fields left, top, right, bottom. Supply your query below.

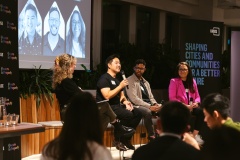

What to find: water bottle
left=0, top=97, right=7, bottom=124
left=0, top=97, right=4, bottom=120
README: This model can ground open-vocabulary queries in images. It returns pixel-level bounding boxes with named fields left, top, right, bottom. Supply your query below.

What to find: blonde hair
left=52, top=53, right=77, bottom=89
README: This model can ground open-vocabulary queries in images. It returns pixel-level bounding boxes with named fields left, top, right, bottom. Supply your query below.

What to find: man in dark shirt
left=19, top=3, right=42, bottom=55
left=96, top=54, right=142, bottom=150
left=43, top=6, right=64, bottom=56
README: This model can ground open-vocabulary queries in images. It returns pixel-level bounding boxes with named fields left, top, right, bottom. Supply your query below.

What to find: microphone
left=160, top=100, right=164, bottom=105
left=189, top=97, right=193, bottom=106
left=186, top=89, right=189, bottom=104
left=121, top=70, right=128, bottom=89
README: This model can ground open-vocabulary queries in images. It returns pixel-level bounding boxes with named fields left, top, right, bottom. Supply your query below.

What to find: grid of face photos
left=18, top=0, right=86, bottom=58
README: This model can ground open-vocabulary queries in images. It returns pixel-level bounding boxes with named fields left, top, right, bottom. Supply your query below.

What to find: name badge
left=111, top=80, right=116, bottom=85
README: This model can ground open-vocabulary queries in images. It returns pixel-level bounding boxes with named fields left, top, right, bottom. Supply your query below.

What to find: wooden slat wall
left=20, top=94, right=61, bottom=158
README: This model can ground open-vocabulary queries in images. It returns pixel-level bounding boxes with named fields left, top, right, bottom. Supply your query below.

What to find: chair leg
left=110, top=125, right=113, bottom=151
left=140, top=118, right=145, bottom=146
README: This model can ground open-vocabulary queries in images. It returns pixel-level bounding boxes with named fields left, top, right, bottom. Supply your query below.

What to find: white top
left=71, top=40, right=85, bottom=58
left=40, top=141, right=113, bottom=160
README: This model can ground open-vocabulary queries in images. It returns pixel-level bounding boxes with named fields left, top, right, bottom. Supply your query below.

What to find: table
left=0, top=123, right=45, bottom=160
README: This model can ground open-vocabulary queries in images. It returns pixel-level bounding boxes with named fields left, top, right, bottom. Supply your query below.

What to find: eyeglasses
left=72, top=20, right=81, bottom=26
left=178, top=69, right=188, bottom=72
left=49, top=18, right=60, bottom=23
left=135, top=67, right=145, bottom=71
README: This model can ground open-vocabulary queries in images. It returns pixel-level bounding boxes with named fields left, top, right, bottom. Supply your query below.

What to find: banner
left=0, top=0, right=20, bottom=159
left=179, top=19, right=223, bottom=99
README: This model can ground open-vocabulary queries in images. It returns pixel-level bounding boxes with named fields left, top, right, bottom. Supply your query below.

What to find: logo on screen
left=7, top=52, right=17, bottom=60
left=8, top=143, right=19, bottom=151
left=8, top=83, right=18, bottom=90
left=5, top=98, right=12, bottom=106
left=1, top=67, right=12, bottom=75
left=0, top=4, right=11, bottom=14
left=0, top=36, right=11, bottom=45
left=210, top=27, right=220, bottom=36
left=7, top=21, right=17, bottom=30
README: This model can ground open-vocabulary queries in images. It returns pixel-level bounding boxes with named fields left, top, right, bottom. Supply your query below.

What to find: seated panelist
left=52, top=53, right=134, bottom=151
left=126, top=59, right=163, bottom=141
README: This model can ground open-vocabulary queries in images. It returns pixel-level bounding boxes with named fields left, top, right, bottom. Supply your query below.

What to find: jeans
left=136, top=106, right=155, bottom=136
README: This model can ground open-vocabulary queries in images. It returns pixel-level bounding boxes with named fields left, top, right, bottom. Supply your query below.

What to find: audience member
left=201, top=125, right=240, bottom=160
left=126, top=59, right=162, bottom=141
left=40, top=92, right=113, bottom=160
left=201, top=93, right=240, bottom=131
left=52, top=53, right=134, bottom=151
left=132, top=101, right=201, bottom=160
left=96, top=54, right=142, bottom=150
left=43, top=6, right=64, bottom=56
left=19, top=3, right=42, bottom=55
left=168, top=62, right=204, bottom=140
left=66, top=10, right=86, bottom=58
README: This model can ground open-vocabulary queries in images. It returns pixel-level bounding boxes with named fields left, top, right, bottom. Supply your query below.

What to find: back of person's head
left=44, top=92, right=102, bottom=160
left=52, top=53, right=76, bottom=88
left=159, top=101, right=191, bottom=134
left=105, top=54, right=120, bottom=69
left=201, top=93, right=230, bottom=119
left=201, top=125, right=240, bottom=160
left=135, top=59, right=146, bottom=66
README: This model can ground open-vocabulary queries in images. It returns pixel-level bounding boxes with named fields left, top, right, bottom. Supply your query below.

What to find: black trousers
left=111, top=104, right=142, bottom=129
left=191, top=107, right=204, bottom=131
left=97, top=101, right=117, bottom=131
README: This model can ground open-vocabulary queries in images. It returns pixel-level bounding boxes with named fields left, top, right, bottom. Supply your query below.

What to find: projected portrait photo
left=66, top=6, right=86, bottom=58
left=18, top=0, right=42, bottom=55
left=43, top=2, right=65, bottom=56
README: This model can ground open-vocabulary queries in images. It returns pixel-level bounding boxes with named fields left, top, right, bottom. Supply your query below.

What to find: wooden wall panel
left=20, top=93, right=160, bottom=158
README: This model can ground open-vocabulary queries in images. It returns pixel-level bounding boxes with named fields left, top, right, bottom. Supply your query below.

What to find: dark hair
left=135, top=59, right=146, bottom=66
left=25, top=3, right=37, bottom=17
left=42, top=92, right=103, bottom=160
left=201, top=126, right=240, bottom=160
left=159, top=101, right=191, bottom=134
left=105, top=54, right=120, bottom=69
left=176, top=62, right=195, bottom=93
left=201, top=93, right=230, bottom=119
left=49, top=7, right=60, bottom=19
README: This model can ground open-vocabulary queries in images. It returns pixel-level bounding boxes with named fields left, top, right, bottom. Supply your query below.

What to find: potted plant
left=19, top=65, right=53, bottom=108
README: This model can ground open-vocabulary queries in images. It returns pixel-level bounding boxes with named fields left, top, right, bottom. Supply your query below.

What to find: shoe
left=195, top=134, right=204, bottom=145
left=114, top=125, right=135, bottom=139
left=112, top=139, right=127, bottom=151
left=120, top=138, right=135, bottom=150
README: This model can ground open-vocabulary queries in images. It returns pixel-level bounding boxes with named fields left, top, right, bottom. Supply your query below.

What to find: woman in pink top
left=168, top=62, right=204, bottom=140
